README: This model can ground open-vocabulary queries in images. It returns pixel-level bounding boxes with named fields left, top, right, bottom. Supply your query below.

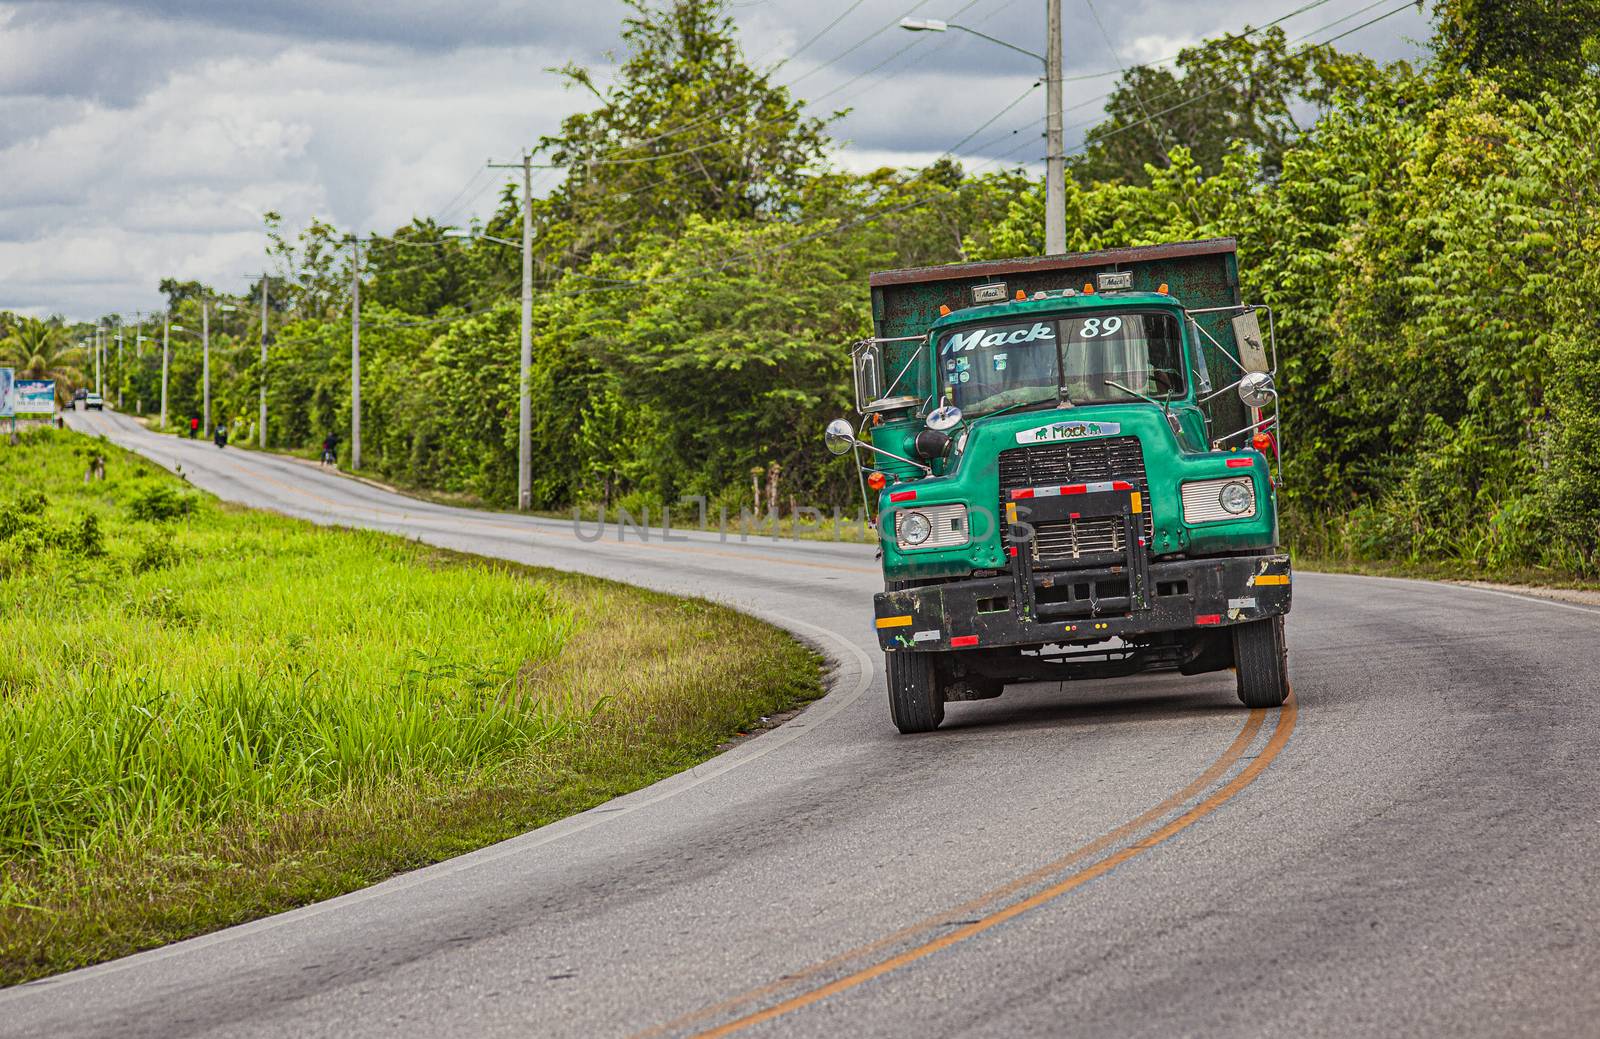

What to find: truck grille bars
left=998, top=436, right=1153, bottom=569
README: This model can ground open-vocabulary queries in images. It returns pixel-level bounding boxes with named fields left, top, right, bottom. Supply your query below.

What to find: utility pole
left=258, top=273, right=269, bottom=448
left=132, top=312, right=141, bottom=413
left=94, top=326, right=103, bottom=395
left=161, top=314, right=170, bottom=429
left=1045, top=0, right=1066, bottom=255
left=350, top=236, right=361, bottom=471
left=115, top=320, right=124, bottom=409
left=488, top=151, right=535, bottom=510
left=201, top=291, right=212, bottom=436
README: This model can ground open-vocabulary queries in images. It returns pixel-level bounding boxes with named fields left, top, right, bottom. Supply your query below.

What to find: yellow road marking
left=684, top=696, right=1297, bottom=1039
left=634, top=707, right=1267, bottom=1039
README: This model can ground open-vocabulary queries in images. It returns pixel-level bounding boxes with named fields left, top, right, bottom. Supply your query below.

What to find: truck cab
left=825, top=238, right=1291, bottom=733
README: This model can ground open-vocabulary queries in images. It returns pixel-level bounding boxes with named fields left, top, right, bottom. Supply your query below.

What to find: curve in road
left=4, top=409, right=1597, bottom=1038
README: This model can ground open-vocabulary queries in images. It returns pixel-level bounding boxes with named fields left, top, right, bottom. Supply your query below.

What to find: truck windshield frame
left=932, top=308, right=1188, bottom=417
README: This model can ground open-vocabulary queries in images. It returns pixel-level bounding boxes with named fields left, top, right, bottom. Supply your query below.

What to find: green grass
left=0, top=427, right=823, bottom=984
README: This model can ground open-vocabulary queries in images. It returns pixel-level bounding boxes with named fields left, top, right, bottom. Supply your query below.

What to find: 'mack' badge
left=1014, top=420, right=1121, bottom=445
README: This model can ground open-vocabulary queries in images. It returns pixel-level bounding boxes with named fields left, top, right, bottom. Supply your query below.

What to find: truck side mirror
left=1238, top=371, right=1275, bottom=409
left=824, top=418, right=857, bottom=455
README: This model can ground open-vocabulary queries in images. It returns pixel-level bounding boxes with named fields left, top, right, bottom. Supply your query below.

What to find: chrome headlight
left=1182, top=478, right=1257, bottom=523
left=895, top=504, right=969, bottom=550
left=1219, top=481, right=1253, bottom=515
left=899, top=511, right=932, bottom=546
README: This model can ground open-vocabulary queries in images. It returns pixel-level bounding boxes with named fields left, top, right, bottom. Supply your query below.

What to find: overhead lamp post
left=902, top=4, right=1065, bottom=254
left=484, top=148, right=536, bottom=511
left=450, top=219, right=532, bottom=510
left=163, top=321, right=200, bottom=430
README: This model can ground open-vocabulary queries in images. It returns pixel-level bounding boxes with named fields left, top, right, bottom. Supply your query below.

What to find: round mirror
left=926, top=403, right=963, bottom=431
left=1238, top=371, right=1276, bottom=409
left=824, top=418, right=857, bottom=456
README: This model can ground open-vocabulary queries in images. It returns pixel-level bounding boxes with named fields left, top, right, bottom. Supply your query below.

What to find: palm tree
left=1, top=318, right=86, bottom=401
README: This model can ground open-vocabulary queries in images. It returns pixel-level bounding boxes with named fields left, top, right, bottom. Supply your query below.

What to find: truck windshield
left=934, top=310, right=1185, bottom=416
left=935, top=319, right=1060, bottom=416
left=1061, top=311, right=1185, bottom=404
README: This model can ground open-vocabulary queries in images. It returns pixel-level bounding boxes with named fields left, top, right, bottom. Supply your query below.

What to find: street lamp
left=901, top=5, right=1065, bottom=254
left=162, top=321, right=202, bottom=431
left=448, top=198, right=533, bottom=511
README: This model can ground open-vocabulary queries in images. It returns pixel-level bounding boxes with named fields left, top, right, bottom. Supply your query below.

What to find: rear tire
left=887, top=651, right=945, bottom=733
left=1233, top=615, right=1289, bottom=708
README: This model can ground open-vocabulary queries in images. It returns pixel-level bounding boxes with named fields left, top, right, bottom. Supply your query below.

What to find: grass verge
left=0, top=427, right=823, bottom=985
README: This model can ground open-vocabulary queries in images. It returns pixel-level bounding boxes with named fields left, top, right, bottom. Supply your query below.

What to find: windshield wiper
left=1103, top=378, right=1171, bottom=416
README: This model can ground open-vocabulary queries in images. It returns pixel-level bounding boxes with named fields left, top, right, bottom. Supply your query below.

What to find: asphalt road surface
left=6, top=409, right=1599, bottom=1038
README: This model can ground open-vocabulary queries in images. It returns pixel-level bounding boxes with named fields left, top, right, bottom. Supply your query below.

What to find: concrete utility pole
left=258, top=274, right=269, bottom=448
left=1045, top=0, right=1066, bottom=255
left=351, top=236, right=362, bottom=471
left=901, top=10, right=1065, bottom=254
left=488, top=152, right=535, bottom=510
left=201, top=292, right=211, bottom=436
left=115, top=321, right=123, bottom=409
left=94, top=326, right=102, bottom=395
left=161, top=315, right=170, bottom=429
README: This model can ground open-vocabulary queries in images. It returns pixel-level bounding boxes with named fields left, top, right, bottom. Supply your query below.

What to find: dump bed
left=868, top=238, right=1246, bottom=414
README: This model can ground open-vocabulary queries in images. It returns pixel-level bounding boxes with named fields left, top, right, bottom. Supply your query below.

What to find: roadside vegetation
left=0, top=428, right=822, bottom=984
left=9, top=0, right=1599, bottom=581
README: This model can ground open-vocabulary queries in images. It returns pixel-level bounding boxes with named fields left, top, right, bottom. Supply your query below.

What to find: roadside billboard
left=14, top=380, right=56, bottom=414
left=0, top=368, right=11, bottom=418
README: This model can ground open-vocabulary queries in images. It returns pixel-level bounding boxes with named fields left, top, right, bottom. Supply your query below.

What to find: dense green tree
left=534, top=0, right=830, bottom=266
left=1431, top=0, right=1600, bottom=97
left=1075, top=28, right=1385, bottom=183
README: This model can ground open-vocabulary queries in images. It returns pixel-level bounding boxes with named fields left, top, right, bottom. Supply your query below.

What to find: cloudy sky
left=0, top=0, right=1432, bottom=321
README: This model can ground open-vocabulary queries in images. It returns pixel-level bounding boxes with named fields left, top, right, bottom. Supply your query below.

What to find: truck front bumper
left=874, top=554, right=1291, bottom=653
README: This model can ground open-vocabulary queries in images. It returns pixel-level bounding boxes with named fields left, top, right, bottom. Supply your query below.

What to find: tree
left=365, top=219, right=473, bottom=316
left=1431, top=0, right=1600, bottom=98
left=535, top=0, right=831, bottom=266
left=1, top=318, right=86, bottom=399
left=1075, top=28, right=1384, bottom=184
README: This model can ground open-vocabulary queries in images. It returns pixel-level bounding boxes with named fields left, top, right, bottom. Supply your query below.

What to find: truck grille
left=997, top=435, right=1153, bottom=569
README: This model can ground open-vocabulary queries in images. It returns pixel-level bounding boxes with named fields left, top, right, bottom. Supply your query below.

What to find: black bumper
left=874, top=554, right=1292, bottom=653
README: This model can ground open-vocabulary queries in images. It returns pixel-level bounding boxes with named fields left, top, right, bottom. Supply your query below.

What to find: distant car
left=67, top=388, right=87, bottom=411
left=84, top=393, right=104, bottom=411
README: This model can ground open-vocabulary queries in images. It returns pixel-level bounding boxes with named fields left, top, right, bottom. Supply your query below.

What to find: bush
left=128, top=484, right=197, bottom=523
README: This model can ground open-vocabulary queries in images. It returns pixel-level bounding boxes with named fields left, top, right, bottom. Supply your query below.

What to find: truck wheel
left=887, top=651, right=945, bottom=734
left=1233, top=616, right=1289, bottom=708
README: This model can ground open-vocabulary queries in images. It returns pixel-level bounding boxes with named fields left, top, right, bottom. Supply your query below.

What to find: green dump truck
left=824, top=238, right=1291, bottom=733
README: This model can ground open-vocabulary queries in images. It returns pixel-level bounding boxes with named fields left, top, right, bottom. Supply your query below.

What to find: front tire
left=887, top=651, right=945, bottom=734
left=1233, top=615, right=1289, bottom=708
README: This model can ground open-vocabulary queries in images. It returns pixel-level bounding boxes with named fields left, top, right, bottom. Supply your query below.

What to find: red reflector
left=951, top=635, right=979, bottom=648
left=1226, top=457, right=1253, bottom=468
left=1060, top=483, right=1087, bottom=495
left=1112, top=480, right=1133, bottom=490
left=889, top=490, right=917, bottom=502
left=1195, top=614, right=1222, bottom=626
left=1006, top=545, right=1018, bottom=557
left=1010, top=488, right=1035, bottom=499
left=1069, top=512, right=1080, bottom=520
left=867, top=472, right=886, bottom=490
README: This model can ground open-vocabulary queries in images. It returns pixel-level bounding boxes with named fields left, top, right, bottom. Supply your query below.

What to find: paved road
left=7, top=409, right=1599, bottom=1037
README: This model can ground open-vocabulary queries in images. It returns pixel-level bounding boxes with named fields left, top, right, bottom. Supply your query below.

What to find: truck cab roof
left=928, top=290, right=1184, bottom=334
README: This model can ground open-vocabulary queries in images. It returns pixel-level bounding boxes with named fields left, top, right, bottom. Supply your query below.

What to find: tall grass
left=0, top=428, right=821, bottom=981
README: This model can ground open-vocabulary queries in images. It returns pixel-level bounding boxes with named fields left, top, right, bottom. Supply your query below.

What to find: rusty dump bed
left=868, top=238, right=1240, bottom=339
